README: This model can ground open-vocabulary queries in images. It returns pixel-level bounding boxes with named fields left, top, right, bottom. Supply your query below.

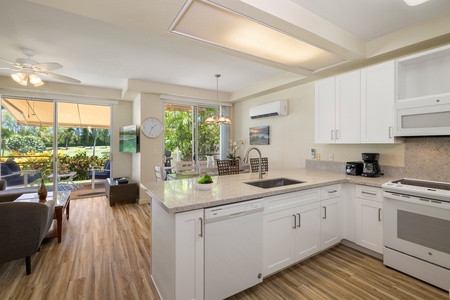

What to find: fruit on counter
left=198, top=174, right=213, bottom=184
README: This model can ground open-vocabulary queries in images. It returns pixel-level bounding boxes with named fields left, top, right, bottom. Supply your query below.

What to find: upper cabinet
left=394, top=44, right=450, bottom=136
left=315, top=71, right=360, bottom=144
left=315, top=62, right=396, bottom=144
left=361, top=61, right=395, bottom=143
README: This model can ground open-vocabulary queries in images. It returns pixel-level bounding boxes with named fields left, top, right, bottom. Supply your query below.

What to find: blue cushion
left=5, top=161, right=21, bottom=173
left=104, top=160, right=110, bottom=170
left=1, top=163, right=12, bottom=175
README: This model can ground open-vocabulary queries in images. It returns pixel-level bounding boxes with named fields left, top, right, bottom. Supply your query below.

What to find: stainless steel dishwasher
left=204, top=199, right=263, bottom=300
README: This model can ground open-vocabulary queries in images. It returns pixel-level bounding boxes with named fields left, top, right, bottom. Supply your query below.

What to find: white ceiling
left=0, top=0, right=449, bottom=98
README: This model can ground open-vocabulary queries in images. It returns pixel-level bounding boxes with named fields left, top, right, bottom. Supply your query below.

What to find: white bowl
left=197, top=183, right=212, bottom=191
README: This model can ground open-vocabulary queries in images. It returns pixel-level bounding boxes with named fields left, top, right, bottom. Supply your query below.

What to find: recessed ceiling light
left=169, top=0, right=347, bottom=73
left=403, top=0, right=430, bottom=6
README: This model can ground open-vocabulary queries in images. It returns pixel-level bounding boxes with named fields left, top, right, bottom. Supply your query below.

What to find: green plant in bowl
left=197, top=174, right=213, bottom=184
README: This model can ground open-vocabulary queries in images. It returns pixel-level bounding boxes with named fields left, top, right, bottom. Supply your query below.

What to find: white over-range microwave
left=394, top=94, right=450, bottom=136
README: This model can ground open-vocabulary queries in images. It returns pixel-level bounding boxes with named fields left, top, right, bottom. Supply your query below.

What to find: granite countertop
left=141, top=168, right=400, bottom=214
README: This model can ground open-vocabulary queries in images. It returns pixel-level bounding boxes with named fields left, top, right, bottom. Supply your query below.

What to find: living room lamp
left=205, top=74, right=231, bottom=125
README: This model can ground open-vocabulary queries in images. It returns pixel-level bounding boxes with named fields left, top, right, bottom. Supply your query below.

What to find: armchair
left=1, top=161, right=39, bottom=187
left=88, top=160, right=110, bottom=189
left=0, top=200, right=56, bottom=274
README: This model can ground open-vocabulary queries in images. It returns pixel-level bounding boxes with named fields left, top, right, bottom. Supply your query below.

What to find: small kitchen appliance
left=345, top=161, right=363, bottom=176
left=361, top=153, right=381, bottom=177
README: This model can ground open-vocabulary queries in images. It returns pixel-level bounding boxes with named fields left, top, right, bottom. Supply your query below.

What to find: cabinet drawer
left=355, top=185, right=382, bottom=202
left=264, top=189, right=320, bottom=214
left=321, top=184, right=342, bottom=200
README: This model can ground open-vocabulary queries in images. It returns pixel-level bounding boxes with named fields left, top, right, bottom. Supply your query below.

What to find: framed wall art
left=249, top=126, right=270, bottom=145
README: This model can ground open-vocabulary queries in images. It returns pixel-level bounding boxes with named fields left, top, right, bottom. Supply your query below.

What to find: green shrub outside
left=1, top=150, right=109, bottom=182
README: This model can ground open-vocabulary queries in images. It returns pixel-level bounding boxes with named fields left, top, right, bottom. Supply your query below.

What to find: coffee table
left=15, top=190, right=71, bottom=243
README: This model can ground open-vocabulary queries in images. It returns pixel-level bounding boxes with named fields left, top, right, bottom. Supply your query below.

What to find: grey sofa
left=0, top=180, right=38, bottom=203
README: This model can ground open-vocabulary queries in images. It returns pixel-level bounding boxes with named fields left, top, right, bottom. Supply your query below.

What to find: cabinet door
left=355, top=198, right=383, bottom=254
left=361, top=61, right=395, bottom=143
left=263, top=208, right=296, bottom=276
left=335, top=70, right=361, bottom=143
left=293, top=202, right=321, bottom=261
left=320, top=197, right=342, bottom=250
left=175, top=209, right=204, bottom=300
left=315, top=77, right=336, bottom=143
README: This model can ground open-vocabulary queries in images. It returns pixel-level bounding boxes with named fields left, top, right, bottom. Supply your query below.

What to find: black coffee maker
left=361, top=153, right=381, bottom=177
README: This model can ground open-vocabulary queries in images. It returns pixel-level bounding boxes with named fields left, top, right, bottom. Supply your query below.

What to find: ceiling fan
left=0, top=48, right=81, bottom=87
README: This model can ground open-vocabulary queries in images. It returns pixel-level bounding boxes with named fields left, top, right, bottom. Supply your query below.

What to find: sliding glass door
left=1, top=96, right=111, bottom=192
left=164, top=102, right=222, bottom=170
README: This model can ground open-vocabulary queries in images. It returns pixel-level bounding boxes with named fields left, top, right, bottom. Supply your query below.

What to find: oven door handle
left=383, top=191, right=450, bottom=210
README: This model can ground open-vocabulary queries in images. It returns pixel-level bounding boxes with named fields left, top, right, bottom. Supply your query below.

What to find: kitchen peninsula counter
left=141, top=168, right=397, bottom=213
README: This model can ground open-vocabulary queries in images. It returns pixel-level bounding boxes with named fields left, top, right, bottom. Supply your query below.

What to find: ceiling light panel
left=170, top=0, right=347, bottom=72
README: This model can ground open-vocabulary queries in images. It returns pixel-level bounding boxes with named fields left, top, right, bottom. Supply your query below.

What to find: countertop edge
left=142, top=169, right=398, bottom=214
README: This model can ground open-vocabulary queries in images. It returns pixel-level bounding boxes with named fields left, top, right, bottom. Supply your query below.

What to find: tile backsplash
left=307, top=137, right=450, bottom=182
left=404, top=137, right=450, bottom=182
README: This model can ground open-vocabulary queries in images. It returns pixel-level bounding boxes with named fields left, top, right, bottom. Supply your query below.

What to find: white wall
left=233, top=82, right=405, bottom=169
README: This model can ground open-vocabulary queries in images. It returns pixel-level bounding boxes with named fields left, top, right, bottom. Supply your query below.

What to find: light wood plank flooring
left=0, top=196, right=447, bottom=299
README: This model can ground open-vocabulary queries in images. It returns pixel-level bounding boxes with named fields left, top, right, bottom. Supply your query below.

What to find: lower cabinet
left=175, top=209, right=204, bottom=300
left=320, top=184, right=342, bottom=250
left=151, top=198, right=204, bottom=300
left=263, top=185, right=343, bottom=276
left=263, top=189, right=321, bottom=276
left=355, top=185, right=384, bottom=254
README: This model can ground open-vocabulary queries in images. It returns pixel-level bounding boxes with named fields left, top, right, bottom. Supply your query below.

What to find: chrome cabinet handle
left=378, top=208, right=382, bottom=222
left=362, top=191, right=377, bottom=197
left=297, top=213, right=301, bottom=228
left=389, top=126, right=392, bottom=139
left=199, top=217, right=203, bottom=237
left=328, top=190, right=338, bottom=194
left=322, top=206, right=327, bottom=219
left=331, top=130, right=334, bottom=140
left=292, top=214, right=297, bottom=229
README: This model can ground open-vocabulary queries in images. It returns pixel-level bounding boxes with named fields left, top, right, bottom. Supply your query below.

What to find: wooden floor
left=0, top=196, right=448, bottom=300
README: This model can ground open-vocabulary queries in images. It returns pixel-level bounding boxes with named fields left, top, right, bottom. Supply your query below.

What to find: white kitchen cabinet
left=315, top=71, right=360, bottom=144
left=320, top=185, right=342, bottom=250
left=151, top=198, right=204, bottom=300
left=395, top=44, right=450, bottom=136
left=355, top=185, right=383, bottom=254
left=315, top=77, right=336, bottom=143
left=175, top=209, right=204, bottom=300
left=263, top=189, right=321, bottom=276
left=361, top=61, right=395, bottom=143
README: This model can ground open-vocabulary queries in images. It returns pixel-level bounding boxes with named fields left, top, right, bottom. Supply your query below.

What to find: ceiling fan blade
left=39, top=71, right=81, bottom=84
left=34, top=62, right=63, bottom=71
left=0, top=57, right=15, bottom=65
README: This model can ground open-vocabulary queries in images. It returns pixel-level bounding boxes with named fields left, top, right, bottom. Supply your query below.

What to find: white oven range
left=382, top=178, right=450, bottom=291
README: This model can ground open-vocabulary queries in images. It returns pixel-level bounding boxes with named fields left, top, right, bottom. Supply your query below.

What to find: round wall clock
left=141, top=117, right=163, bottom=138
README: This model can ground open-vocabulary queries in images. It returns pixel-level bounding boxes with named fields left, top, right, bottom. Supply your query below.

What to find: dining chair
left=175, top=161, right=196, bottom=173
left=154, top=166, right=166, bottom=181
left=216, top=160, right=240, bottom=176
left=250, top=157, right=269, bottom=173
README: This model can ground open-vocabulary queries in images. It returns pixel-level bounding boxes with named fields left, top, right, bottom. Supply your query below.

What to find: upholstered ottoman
left=105, top=178, right=138, bottom=207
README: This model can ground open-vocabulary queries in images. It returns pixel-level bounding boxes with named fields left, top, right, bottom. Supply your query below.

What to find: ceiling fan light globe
left=11, top=72, right=26, bottom=84
left=33, top=81, right=45, bottom=87
left=29, top=73, right=42, bottom=85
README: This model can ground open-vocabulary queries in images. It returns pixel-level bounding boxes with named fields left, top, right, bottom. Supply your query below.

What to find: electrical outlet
left=328, top=154, right=334, bottom=161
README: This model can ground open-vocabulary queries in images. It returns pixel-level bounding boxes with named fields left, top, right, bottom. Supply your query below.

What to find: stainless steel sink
left=244, top=178, right=305, bottom=189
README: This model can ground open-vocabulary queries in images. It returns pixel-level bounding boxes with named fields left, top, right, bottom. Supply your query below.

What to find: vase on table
left=38, top=179, right=47, bottom=202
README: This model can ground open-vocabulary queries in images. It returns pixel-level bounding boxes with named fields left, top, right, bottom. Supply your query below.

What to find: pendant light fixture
left=205, top=74, right=231, bottom=125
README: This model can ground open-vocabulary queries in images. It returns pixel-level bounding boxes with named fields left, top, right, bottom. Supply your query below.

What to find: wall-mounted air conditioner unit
left=249, top=100, right=288, bottom=119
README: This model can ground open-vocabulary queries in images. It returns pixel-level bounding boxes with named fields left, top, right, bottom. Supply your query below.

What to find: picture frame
left=249, top=126, right=270, bottom=145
